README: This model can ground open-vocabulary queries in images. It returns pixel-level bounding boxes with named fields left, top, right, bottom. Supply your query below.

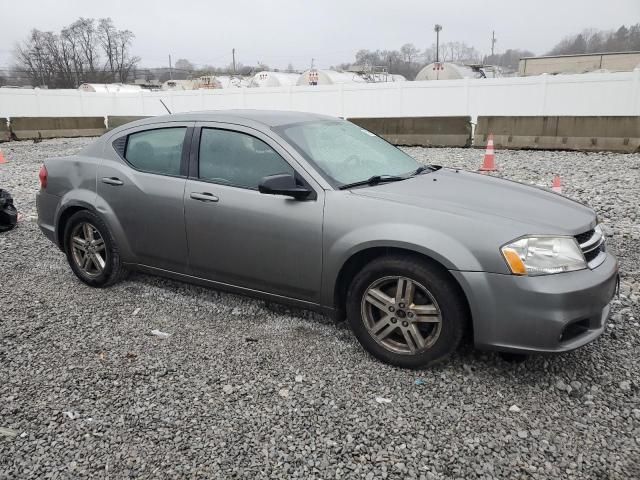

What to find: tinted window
left=125, top=128, right=186, bottom=176
left=199, top=129, right=294, bottom=189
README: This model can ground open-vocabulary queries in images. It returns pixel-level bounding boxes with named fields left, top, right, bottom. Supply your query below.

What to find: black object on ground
left=0, top=189, right=18, bottom=232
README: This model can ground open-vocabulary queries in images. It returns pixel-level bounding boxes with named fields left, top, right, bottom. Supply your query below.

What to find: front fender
left=321, top=223, right=484, bottom=307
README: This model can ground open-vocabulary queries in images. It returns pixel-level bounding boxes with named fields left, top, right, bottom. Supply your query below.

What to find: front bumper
left=451, top=253, right=619, bottom=353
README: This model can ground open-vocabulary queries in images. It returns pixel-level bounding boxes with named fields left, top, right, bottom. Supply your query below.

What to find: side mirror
left=258, top=173, right=313, bottom=200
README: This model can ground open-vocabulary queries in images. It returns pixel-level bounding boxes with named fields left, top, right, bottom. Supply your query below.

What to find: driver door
left=184, top=123, right=325, bottom=303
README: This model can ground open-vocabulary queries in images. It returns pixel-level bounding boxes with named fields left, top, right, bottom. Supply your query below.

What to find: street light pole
left=434, top=24, right=442, bottom=63
left=232, top=48, right=236, bottom=75
left=491, top=30, right=497, bottom=57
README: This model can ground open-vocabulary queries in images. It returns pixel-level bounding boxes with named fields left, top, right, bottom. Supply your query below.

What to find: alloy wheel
left=361, top=276, right=442, bottom=355
left=70, top=222, right=107, bottom=277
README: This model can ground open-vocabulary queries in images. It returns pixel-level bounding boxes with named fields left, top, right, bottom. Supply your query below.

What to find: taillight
left=39, top=165, right=48, bottom=189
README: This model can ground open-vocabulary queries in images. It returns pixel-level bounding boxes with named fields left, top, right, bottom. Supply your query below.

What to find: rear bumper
left=36, top=191, right=59, bottom=247
left=451, top=253, right=618, bottom=353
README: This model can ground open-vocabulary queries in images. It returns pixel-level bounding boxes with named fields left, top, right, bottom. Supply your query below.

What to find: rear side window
left=198, top=128, right=294, bottom=189
left=125, top=128, right=186, bottom=176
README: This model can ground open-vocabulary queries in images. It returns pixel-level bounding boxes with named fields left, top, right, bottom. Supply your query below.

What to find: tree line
left=3, top=22, right=639, bottom=88
left=12, top=17, right=139, bottom=88
left=158, top=58, right=273, bottom=82
left=548, top=24, right=640, bottom=56
left=332, top=24, right=640, bottom=77
left=333, top=42, right=484, bottom=80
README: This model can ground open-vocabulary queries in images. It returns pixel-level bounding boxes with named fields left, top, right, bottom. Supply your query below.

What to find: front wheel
left=346, top=255, right=467, bottom=369
left=63, top=210, right=126, bottom=287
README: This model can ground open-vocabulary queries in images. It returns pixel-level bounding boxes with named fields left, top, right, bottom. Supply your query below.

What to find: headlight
left=501, top=236, right=586, bottom=276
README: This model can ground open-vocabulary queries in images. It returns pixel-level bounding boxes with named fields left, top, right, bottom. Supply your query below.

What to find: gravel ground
left=1, top=138, right=639, bottom=479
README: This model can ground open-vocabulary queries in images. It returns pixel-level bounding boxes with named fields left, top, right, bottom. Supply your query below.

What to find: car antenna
left=159, top=99, right=172, bottom=114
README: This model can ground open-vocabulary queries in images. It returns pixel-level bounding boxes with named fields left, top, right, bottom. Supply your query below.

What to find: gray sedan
left=36, top=110, right=619, bottom=368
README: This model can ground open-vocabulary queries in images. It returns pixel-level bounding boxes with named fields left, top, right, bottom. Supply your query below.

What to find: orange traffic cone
left=552, top=175, right=562, bottom=193
left=479, top=134, right=497, bottom=172
left=0, top=149, right=6, bottom=164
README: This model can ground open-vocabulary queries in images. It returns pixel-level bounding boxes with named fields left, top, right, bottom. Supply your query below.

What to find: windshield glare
left=276, top=120, right=420, bottom=187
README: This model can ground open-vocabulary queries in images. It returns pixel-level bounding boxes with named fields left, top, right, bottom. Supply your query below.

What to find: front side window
left=274, top=120, right=419, bottom=187
left=125, top=127, right=186, bottom=176
left=199, top=128, right=294, bottom=189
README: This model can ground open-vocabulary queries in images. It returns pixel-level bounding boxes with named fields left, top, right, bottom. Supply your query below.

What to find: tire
left=63, top=210, right=126, bottom=287
left=346, top=255, right=467, bottom=369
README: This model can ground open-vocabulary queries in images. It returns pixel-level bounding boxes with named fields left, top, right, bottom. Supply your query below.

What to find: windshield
left=275, top=120, right=420, bottom=187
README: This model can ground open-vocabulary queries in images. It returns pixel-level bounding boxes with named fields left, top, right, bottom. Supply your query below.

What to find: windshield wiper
left=338, top=175, right=406, bottom=190
left=412, top=165, right=439, bottom=176
left=338, top=165, right=439, bottom=190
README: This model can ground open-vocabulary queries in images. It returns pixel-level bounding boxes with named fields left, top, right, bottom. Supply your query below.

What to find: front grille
left=575, top=229, right=595, bottom=245
left=575, top=227, right=606, bottom=269
left=584, top=246, right=603, bottom=263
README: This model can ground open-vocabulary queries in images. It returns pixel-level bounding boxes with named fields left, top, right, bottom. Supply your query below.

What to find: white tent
left=161, top=80, right=198, bottom=91
left=296, top=69, right=367, bottom=86
left=249, top=71, right=300, bottom=88
left=415, top=63, right=483, bottom=81
left=78, top=83, right=142, bottom=93
left=213, top=75, right=250, bottom=88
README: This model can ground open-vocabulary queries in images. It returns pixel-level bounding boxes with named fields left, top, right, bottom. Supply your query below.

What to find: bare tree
left=113, top=29, right=139, bottom=82
left=13, top=17, right=139, bottom=87
left=485, top=49, right=535, bottom=70
left=548, top=24, right=640, bottom=55
left=14, top=30, right=51, bottom=86
left=97, top=18, right=139, bottom=83
left=174, top=58, right=195, bottom=72
left=97, top=18, right=118, bottom=81
left=400, top=43, right=420, bottom=64
left=439, top=42, right=481, bottom=63
left=68, top=18, right=99, bottom=79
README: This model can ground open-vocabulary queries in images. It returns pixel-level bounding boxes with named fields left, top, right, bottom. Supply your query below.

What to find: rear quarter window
left=124, top=127, right=186, bottom=176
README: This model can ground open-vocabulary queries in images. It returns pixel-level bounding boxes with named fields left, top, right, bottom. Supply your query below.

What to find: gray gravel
left=1, top=138, right=639, bottom=479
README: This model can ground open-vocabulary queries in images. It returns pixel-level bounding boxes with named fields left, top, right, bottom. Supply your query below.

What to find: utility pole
left=491, top=31, right=497, bottom=57
left=168, top=54, right=173, bottom=80
left=232, top=48, right=236, bottom=75
left=434, top=24, right=442, bottom=63
left=311, top=57, right=315, bottom=69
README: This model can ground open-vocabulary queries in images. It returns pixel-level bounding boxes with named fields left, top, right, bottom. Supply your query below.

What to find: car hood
left=351, top=168, right=596, bottom=234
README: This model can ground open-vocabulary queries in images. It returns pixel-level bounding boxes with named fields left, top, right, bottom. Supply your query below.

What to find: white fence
left=1, top=70, right=639, bottom=121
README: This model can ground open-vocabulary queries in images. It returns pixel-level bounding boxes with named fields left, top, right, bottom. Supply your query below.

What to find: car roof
left=110, top=109, right=337, bottom=135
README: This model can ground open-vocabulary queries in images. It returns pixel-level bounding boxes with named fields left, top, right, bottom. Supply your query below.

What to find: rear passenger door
left=98, top=122, right=194, bottom=272
left=184, top=123, right=324, bottom=303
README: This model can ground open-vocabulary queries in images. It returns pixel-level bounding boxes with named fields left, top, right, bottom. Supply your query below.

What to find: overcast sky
left=2, top=0, right=639, bottom=70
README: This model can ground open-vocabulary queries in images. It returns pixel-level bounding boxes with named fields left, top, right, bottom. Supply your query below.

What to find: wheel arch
left=331, top=246, right=473, bottom=339
left=55, top=201, right=95, bottom=249
left=55, top=197, right=133, bottom=261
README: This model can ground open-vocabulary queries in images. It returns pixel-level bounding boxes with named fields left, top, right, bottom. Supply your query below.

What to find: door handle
left=190, top=192, right=219, bottom=202
left=101, top=177, right=124, bottom=186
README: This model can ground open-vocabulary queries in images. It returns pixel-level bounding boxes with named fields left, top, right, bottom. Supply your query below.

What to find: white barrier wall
left=1, top=70, right=639, bottom=121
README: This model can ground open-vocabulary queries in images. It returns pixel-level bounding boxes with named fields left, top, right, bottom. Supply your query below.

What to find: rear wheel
left=346, top=255, right=467, bottom=369
left=63, top=210, right=126, bottom=287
